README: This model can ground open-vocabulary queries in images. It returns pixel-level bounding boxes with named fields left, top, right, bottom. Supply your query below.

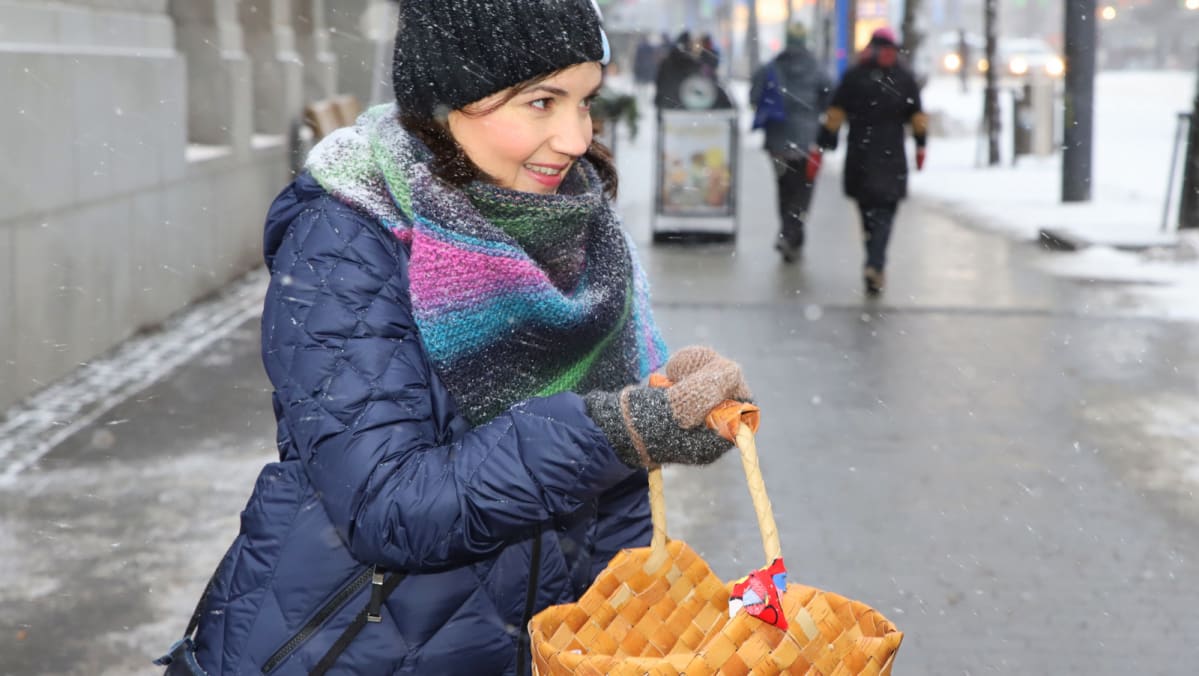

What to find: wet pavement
left=2, top=107, right=1198, bottom=675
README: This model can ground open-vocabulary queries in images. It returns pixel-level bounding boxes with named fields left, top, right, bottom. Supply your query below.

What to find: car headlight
left=1009, top=57, right=1029, bottom=75
left=1046, top=57, right=1065, bottom=76
left=943, top=53, right=962, bottom=71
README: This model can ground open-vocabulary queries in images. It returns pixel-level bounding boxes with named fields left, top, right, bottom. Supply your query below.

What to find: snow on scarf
left=306, top=104, right=667, bottom=424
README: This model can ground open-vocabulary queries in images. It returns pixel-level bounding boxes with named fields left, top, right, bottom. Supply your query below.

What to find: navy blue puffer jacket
left=189, top=174, right=651, bottom=674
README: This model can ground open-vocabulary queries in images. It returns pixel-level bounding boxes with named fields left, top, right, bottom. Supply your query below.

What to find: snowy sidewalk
left=914, top=72, right=1199, bottom=320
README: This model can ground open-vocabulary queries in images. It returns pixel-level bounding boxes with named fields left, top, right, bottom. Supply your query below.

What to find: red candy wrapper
left=729, top=558, right=789, bottom=629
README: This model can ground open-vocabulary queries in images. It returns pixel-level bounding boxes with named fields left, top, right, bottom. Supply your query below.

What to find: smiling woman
left=155, top=0, right=755, bottom=675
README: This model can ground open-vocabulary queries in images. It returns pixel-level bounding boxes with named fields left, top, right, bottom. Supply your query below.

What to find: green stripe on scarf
left=535, top=284, right=634, bottom=397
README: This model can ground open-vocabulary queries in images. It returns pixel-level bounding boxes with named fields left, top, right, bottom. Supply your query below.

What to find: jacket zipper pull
left=367, top=568, right=386, bottom=623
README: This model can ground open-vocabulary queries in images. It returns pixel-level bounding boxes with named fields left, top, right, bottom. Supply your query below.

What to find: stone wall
left=0, top=0, right=353, bottom=410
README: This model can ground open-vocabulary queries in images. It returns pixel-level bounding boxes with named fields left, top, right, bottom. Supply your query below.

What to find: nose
left=548, top=109, right=592, bottom=158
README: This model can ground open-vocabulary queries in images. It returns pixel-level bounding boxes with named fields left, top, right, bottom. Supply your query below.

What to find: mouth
left=523, top=162, right=569, bottom=188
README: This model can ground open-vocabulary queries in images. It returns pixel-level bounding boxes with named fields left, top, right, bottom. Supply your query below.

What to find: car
left=990, top=37, right=1065, bottom=78
left=923, top=32, right=1064, bottom=80
left=927, top=30, right=986, bottom=76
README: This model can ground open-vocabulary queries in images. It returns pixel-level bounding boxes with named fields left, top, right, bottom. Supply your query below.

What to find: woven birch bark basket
left=528, top=402, right=903, bottom=675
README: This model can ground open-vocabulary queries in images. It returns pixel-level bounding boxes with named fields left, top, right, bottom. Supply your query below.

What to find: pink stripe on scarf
left=408, top=229, right=549, bottom=314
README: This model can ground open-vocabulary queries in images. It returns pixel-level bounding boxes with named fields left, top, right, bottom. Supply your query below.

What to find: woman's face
left=448, top=62, right=603, bottom=195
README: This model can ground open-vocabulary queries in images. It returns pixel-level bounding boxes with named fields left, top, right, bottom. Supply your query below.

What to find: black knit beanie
left=393, top=0, right=609, bottom=118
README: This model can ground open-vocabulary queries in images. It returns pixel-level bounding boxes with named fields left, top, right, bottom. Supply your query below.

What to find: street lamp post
left=1179, top=46, right=1199, bottom=229
left=1062, top=0, right=1097, bottom=202
left=983, top=0, right=1000, bottom=166
left=746, top=0, right=761, bottom=74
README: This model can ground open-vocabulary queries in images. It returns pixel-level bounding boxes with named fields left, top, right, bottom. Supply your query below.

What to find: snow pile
left=916, top=71, right=1199, bottom=319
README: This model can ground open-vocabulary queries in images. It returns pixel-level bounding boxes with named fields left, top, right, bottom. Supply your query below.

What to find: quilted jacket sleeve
left=588, top=469, right=653, bottom=580
left=261, top=183, right=638, bottom=572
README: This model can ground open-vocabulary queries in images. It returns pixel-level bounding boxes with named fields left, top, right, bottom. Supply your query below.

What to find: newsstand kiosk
left=652, top=79, right=739, bottom=243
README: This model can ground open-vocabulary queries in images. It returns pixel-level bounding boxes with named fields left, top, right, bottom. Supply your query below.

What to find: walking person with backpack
left=633, top=32, right=659, bottom=97
left=155, top=1, right=754, bottom=674
left=807, top=27, right=928, bottom=294
left=750, top=23, right=832, bottom=264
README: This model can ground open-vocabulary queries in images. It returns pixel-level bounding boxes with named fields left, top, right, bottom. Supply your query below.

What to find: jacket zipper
left=515, top=526, right=544, bottom=676
left=263, top=566, right=374, bottom=673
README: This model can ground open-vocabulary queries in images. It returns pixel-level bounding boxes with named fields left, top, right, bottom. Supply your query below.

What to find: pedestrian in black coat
left=809, top=27, right=928, bottom=295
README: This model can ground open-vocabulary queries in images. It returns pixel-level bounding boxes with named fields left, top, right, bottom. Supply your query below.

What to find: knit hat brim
left=393, top=0, right=607, bottom=117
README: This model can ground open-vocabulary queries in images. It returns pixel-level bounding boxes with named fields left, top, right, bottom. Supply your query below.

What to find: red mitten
left=805, top=147, right=822, bottom=183
left=916, top=147, right=926, bottom=171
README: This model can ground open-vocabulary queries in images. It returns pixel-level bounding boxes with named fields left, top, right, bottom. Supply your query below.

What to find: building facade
left=0, top=0, right=392, bottom=411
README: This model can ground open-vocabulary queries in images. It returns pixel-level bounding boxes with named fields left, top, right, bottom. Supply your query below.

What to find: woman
left=157, top=1, right=751, bottom=674
left=810, top=27, right=928, bottom=295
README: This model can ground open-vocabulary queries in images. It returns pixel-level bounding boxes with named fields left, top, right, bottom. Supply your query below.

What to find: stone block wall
left=0, top=0, right=350, bottom=410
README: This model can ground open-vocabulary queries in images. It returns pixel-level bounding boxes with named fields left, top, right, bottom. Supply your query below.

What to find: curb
left=1038, top=227, right=1179, bottom=252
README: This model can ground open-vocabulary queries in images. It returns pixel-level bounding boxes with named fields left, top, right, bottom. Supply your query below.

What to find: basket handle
left=644, top=383, right=779, bottom=567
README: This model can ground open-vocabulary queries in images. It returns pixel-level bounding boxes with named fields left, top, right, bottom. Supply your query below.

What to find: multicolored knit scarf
left=306, top=105, right=668, bottom=424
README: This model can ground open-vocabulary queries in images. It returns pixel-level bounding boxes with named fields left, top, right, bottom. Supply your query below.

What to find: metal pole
left=901, top=0, right=924, bottom=68
left=1062, top=0, right=1097, bottom=202
left=983, top=0, right=1000, bottom=166
left=720, top=0, right=735, bottom=82
left=1162, top=113, right=1189, bottom=233
left=1179, top=50, right=1199, bottom=229
left=835, top=0, right=851, bottom=76
left=746, top=0, right=761, bottom=74
left=821, top=0, right=835, bottom=73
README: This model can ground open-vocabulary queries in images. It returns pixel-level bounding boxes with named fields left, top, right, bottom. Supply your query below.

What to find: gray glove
left=585, top=387, right=734, bottom=467
left=585, top=347, right=752, bottom=468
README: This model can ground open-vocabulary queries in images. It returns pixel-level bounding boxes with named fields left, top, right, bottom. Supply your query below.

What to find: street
left=2, top=100, right=1198, bottom=674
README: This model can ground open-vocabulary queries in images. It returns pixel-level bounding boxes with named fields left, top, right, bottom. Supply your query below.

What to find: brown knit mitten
left=664, top=354, right=751, bottom=429
left=663, top=345, right=722, bottom=382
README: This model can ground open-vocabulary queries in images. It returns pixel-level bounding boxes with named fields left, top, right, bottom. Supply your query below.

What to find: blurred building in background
left=1095, top=0, right=1199, bottom=69
left=0, top=0, right=399, bottom=411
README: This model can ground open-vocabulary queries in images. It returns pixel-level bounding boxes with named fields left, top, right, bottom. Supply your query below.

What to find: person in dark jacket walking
left=633, top=33, right=660, bottom=95
left=156, top=1, right=753, bottom=675
left=809, top=27, right=928, bottom=294
left=750, top=23, right=831, bottom=263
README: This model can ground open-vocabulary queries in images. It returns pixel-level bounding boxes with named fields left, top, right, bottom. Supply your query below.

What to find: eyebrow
left=522, top=83, right=604, bottom=98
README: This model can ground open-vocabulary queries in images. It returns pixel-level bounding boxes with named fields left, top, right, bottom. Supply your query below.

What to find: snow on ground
left=916, top=71, right=1199, bottom=320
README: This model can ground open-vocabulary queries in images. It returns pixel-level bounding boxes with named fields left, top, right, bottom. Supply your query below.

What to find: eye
left=580, top=95, right=598, bottom=110
left=530, top=98, right=552, bottom=111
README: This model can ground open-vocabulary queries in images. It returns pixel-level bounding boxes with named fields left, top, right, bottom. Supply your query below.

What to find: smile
left=523, top=163, right=569, bottom=188
left=524, top=164, right=564, bottom=176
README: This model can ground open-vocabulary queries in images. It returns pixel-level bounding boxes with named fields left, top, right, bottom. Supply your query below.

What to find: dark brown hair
left=399, top=70, right=618, bottom=200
